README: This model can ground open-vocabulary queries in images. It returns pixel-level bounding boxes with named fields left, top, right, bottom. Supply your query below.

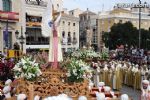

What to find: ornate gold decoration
left=14, top=68, right=89, bottom=99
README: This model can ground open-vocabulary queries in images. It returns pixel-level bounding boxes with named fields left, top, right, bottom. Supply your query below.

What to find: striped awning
left=0, top=10, right=19, bottom=21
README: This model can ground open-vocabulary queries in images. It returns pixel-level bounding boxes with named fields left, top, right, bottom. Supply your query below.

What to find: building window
left=73, top=32, right=75, bottom=36
left=73, top=32, right=77, bottom=45
left=119, top=20, right=122, bottom=23
left=68, top=22, right=70, bottom=26
left=63, top=21, right=65, bottom=24
left=68, top=32, right=71, bottom=45
left=3, top=0, right=12, bottom=12
left=62, top=31, right=65, bottom=38
left=84, top=16, right=86, bottom=20
left=73, top=23, right=75, bottom=26
left=93, top=28, right=96, bottom=32
left=96, top=19, right=98, bottom=26
left=88, top=16, right=90, bottom=20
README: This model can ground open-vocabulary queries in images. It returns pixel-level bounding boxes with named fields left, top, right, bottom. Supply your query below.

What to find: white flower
left=73, top=69, right=77, bottom=76
left=23, top=65, right=27, bottom=70
left=37, top=69, right=42, bottom=76
left=21, top=58, right=26, bottom=64
left=13, top=65, right=21, bottom=71
left=28, top=73, right=32, bottom=79
left=15, top=75, right=19, bottom=78
left=20, top=73, right=24, bottom=78
left=66, top=72, right=71, bottom=77
left=34, top=63, right=39, bottom=67
left=13, top=56, right=42, bottom=80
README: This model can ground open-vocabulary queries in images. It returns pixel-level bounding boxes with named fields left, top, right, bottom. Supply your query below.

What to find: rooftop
left=80, top=10, right=96, bottom=16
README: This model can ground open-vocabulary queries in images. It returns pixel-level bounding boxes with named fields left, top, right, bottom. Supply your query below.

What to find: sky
left=63, top=0, right=150, bottom=13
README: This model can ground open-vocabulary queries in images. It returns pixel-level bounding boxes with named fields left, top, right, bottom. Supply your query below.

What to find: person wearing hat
left=133, top=64, right=141, bottom=90
left=141, top=64, right=148, bottom=82
left=108, top=64, right=113, bottom=88
left=112, top=63, right=122, bottom=90
left=104, top=63, right=109, bottom=86
left=122, top=62, right=128, bottom=85
left=141, top=80, right=149, bottom=100
left=99, top=63, right=105, bottom=83
left=121, top=94, right=129, bottom=100
left=126, top=64, right=133, bottom=87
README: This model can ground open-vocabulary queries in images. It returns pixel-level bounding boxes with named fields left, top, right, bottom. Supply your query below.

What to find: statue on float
left=42, top=0, right=63, bottom=68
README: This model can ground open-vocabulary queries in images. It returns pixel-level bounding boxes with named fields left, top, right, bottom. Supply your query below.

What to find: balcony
left=25, top=0, right=47, bottom=7
left=0, top=10, right=19, bottom=22
left=26, top=22, right=41, bottom=27
left=26, top=16, right=42, bottom=27
left=26, top=36, right=49, bottom=45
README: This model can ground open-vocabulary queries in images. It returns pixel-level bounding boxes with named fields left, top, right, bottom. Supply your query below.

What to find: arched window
left=62, top=31, right=65, bottom=38
left=3, top=0, right=12, bottom=12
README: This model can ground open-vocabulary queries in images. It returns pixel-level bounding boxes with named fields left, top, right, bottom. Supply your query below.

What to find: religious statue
left=42, top=0, right=63, bottom=68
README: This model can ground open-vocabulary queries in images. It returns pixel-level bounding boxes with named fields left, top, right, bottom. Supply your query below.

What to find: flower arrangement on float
left=100, top=51, right=109, bottom=60
left=71, top=49, right=101, bottom=60
left=66, top=58, right=93, bottom=83
left=12, top=56, right=42, bottom=81
left=71, top=49, right=86, bottom=59
left=86, top=50, right=101, bottom=58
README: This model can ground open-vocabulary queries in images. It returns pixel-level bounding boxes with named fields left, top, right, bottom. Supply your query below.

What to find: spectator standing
left=0, top=58, right=4, bottom=80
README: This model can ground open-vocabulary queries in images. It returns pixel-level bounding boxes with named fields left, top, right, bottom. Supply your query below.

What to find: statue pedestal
left=14, top=68, right=89, bottom=99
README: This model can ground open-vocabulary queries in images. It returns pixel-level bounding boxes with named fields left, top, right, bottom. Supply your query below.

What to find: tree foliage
left=102, top=21, right=150, bottom=50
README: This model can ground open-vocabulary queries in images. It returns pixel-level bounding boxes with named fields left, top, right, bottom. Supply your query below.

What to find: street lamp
left=15, top=26, right=26, bottom=52
left=139, top=0, right=141, bottom=49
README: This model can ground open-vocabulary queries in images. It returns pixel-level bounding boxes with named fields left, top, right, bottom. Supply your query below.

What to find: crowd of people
left=110, top=46, right=150, bottom=66
left=91, top=60, right=149, bottom=90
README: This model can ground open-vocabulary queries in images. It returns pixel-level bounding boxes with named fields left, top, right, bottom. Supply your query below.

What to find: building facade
left=60, top=13, right=79, bottom=52
left=98, top=8, right=150, bottom=50
left=79, top=9, right=99, bottom=50
left=25, top=0, right=79, bottom=52
left=69, top=8, right=83, bottom=18
left=0, top=0, right=26, bottom=53
left=25, top=0, right=47, bottom=50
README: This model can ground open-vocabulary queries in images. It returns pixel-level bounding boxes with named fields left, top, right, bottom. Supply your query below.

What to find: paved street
left=121, top=85, right=141, bottom=100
